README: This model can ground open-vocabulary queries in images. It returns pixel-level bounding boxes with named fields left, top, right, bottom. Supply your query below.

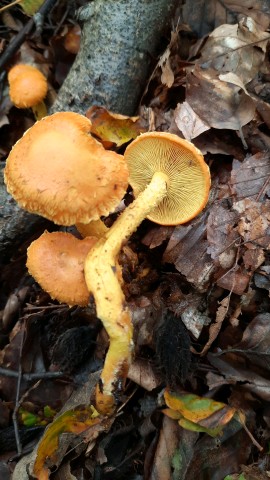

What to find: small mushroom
left=27, top=231, right=98, bottom=307
left=8, top=64, right=48, bottom=115
left=84, top=132, right=211, bottom=414
left=4, top=112, right=129, bottom=226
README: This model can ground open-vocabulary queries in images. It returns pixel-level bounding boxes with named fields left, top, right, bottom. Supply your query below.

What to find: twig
left=0, top=0, right=21, bottom=14
left=0, top=367, right=64, bottom=380
left=12, top=322, right=25, bottom=455
left=0, top=0, right=56, bottom=72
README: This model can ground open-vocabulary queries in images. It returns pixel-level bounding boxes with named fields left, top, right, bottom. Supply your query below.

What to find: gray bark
left=0, top=169, right=50, bottom=263
left=51, top=0, right=177, bottom=115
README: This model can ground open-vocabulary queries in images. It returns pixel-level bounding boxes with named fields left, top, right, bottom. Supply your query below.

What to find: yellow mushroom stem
left=84, top=171, right=169, bottom=415
left=76, top=219, right=109, bottom=239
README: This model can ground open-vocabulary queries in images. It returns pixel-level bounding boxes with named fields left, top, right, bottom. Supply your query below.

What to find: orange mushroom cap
left=27, top=231, right=98, bottom=306
left=4, top=112, right=129, bottom=225
left=8, top=64, right=48, bottom=108
left=125, top=132, right=210, bottom=225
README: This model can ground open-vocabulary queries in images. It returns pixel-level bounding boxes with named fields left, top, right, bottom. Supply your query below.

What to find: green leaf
left=224, top=474, right=246, bottom=480
left=86, top=106, right=146, bottom=147
left=179, top=417, right=224, bottom=438
left=164, top=389, right=235, bottom=424
left=33, top=405, right=101, bottom=480
left=20, top=0, right=44, bottom=15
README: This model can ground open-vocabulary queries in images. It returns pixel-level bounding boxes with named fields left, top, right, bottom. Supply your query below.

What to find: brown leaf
left=230, top=152, right=270, bottom=200
left=206, top=203, right=239, bottom=266
left=207, top=353, right=270, bottom=401
left=223, top=0, right=270, bottom=30
left=174, top=102, right=210, bottom=141
left=158, top=48, right=174, bottom=88
left=216, top=265, right=250, bottom=295
left=86, top=106, right=146, bottom=147
left=149, top=416, right=180, bottom=480
left=233, top=313, right=270, bottom=371
left=186, top=66, right=256, bottom=131
left=199, top=17, right=269, bottom=84
left=178, top=413, right=251, bottom=480
left=163, top=212, right=215, bottom=292
left=200, top=295, right=231, bottom=355
left=234, top=198, right=270, bottom=248
left=128, top=358, right=161, bottom=391
left=194, top=129, right=245, bottom=158
left=241, top=464, right=270, bottom=479
left=142, top=225, right=174, bottom=249
left=243, top=247, right=265, bottom=271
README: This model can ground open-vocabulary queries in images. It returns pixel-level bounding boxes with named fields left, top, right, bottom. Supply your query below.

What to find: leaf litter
left=1, top=0, right=270, bottom=479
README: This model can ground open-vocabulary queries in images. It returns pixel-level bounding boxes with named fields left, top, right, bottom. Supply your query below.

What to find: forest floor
left=1, top=1, right=270, bottom=479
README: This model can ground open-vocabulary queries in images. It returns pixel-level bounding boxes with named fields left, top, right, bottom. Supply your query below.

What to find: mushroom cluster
left=4, top=112, right=210, bottom=416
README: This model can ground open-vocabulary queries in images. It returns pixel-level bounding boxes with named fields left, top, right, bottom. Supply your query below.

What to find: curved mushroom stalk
left=85, top=132, right=211, bottom=415
left=85, top=172, right=169, bottom=414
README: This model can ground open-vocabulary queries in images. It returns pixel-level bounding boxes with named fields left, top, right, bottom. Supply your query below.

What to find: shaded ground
left=1, top=1, right=270, bottom=479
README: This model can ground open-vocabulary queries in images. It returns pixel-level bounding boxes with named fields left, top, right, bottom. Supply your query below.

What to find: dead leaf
left=199, top=17, right=269, bottom=84
left=194, top=129, right=245, bottom=158
left=232, top=313, right=270, bottom=371
left=174, top=102, right=210, bottom=140
left=223, top=0, right=270, bottom=30
left=200, top=295, right=231, bottom=355
left=128, top=358, right=161, bottom=391
left=217, top=265, right=250, bottom=295
left=142, top=225, right=173, bottom=249
left=230, top=153, right=270, bottom=201
left=86, top=106, right=146, bottom=147
left=158, top=48, right=174, bottom=88
left=163, top=212, right=215, bottom=292
left=32, top=406, right=104, bottom=480
left=243, top=247, right=265, bottom=271
left=163, top=389, right=236, bottom=437
left=181, top=304, right=211, bottom=339
left=219, top=72, right=249, bottom=93
left=234, top=198, right=270, bottom=248
left=149, top=416, right=180, bottom=480
left=207, top=353, right=270, bottom=401
left=186, top=66, right=256, bottom=131
left=207, top=203, right=239, bottom=266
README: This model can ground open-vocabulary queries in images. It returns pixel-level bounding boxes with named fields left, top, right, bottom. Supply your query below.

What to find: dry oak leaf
left=163, top=211, right=214, bottom=293
left=199, top=17, right=269, bottom=84
left=199, top=294, right=231, bottom=356
left=158, top=47, right=174, bottom=88
left=207, top=353, right=270, bottom=401
left=223, top=0, right=270, bottom=31
left=230, top=153, right=270, bottom=201
left=174, top=102, right=210, bottom=141
left=206, top=203, right=239, bottom=267
left=234, top=198, right=270, bottom=248
left=233, top=313, right=270, bottom=371
left=186, top=66, right=256, bottom=131
left=86, top=106, right=146, bottom=148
